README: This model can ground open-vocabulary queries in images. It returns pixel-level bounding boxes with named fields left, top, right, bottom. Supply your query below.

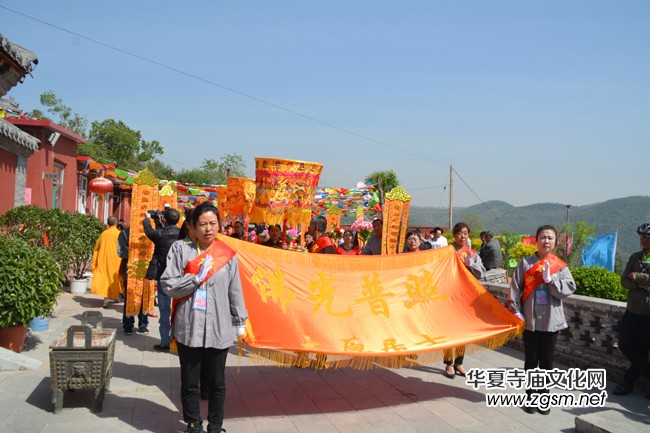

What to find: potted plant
left=0, top=206, right=104, bottom=292
left=0, top=236, right=62, bottom=352
left=66, top=213, right=104, bottom=294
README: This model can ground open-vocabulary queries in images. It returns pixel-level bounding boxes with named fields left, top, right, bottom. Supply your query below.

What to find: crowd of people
left=88, top=209, right=650, bottom=431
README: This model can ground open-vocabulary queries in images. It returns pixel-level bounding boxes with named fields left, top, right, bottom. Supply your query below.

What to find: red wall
left=24, top=129, right=79, bottom=212
left=0, top=147, right=17, bottom=214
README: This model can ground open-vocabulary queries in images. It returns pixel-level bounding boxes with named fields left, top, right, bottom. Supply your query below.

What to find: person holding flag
left=160, top=202, right=248, bottom=433
left=507, top=225, right=576, bottom=415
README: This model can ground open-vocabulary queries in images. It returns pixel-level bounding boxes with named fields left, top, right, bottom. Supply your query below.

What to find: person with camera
left=143, top=207, right=181, bottom=350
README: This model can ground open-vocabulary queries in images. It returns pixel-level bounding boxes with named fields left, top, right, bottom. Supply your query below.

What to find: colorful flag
left=521, top=236, right=536, bottom=245
left=581, top=231, right=617, bottom=271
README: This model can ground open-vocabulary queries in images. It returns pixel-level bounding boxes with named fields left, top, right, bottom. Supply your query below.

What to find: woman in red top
left=336, top=230, right=361, bottom=255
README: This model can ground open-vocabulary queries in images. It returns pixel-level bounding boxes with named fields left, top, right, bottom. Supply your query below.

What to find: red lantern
left=89, top=177, right=114, bottom=195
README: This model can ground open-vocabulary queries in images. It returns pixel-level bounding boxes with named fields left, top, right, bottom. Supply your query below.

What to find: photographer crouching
left=143, top=207, right=181, bottom=351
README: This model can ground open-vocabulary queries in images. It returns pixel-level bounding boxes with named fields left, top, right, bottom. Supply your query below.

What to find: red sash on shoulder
left=455, top=243, right=476, bottom=261
left=521, top=253, right=567, bottom=303
left=170, top=239, right=236, bottom=325
left=310, top=236, right=335, bottom=253
left=336, top=245, right=360, bottom=255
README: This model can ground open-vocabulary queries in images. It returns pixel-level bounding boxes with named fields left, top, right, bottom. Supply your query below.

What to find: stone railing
left=484, top=282, right=631, bottom=383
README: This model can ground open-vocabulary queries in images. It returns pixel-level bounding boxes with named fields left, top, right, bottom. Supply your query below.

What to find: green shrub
left=0, top=237, right=62, bottom=327
left=509, top=243, right=538, bottom=265
left=0, top=206, right=103, bottom=281
left=571, top=266, right=627, bottom=302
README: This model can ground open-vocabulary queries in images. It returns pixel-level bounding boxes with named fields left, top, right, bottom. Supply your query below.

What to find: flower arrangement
left=330, top=225, right=343, bottom=243
left=351, top=219, right=373, bottom=244
left=285, top=229, right=299, bottom=241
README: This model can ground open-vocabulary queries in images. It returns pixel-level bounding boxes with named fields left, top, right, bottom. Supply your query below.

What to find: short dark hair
left=406, top=231, right=420, bottom=240
left=452, top=222, right=469, bottom=234
left=192, top=202, right=220, bottom=227
left=163, top=208, right=180, bottom=225
left=536, top=225, right=557, bottom=240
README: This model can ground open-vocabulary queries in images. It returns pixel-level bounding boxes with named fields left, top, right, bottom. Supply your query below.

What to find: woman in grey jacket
left=161, top=202, right=248, bottom=433
left=507, top=225, right=576, bottom=415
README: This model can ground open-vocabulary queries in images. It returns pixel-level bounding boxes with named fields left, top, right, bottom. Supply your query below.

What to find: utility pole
left=565, top=204, right=571, bottom=226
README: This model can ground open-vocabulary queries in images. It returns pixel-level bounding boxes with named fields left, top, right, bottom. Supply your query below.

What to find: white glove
left=514, top=312, right=525, bottom=321
left=463, top=252, right=474, bottom=267
left=542, top=260, right=552, bottom=284
left=195, top=254, right=213, bottom=284
left=236, top=325, right=246, bottom=337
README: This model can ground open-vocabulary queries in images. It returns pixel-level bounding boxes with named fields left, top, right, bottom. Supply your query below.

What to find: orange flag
left=219, top=237, right=522, bottom=369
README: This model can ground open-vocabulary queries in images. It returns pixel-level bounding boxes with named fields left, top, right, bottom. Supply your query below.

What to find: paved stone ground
left=0, top=291, right=648, bottom=433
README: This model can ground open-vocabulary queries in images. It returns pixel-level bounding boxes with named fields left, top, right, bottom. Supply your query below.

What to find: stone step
left=575, top=409, right=650, bottom=433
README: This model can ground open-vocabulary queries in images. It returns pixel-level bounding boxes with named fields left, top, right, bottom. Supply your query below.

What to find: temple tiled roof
left=0, top=117, right=40, bottom=151
left=0, top=32, right=38, bottom=73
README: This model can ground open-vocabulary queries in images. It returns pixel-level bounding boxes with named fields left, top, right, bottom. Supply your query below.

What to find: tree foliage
left=175, top=154, right=247, bottom=185
left=556, top=221, right=595, bottom=267
left=461, top=212, right=484, bottom=235
left=86, top=119, right=163, bottom=169
left=365, top=170, right=399, bottom=204
left=31, top=90, right=88, bottom=138
left=144, top=159, right=176, bottom=180
left=500, top=229, right=523, bottom=275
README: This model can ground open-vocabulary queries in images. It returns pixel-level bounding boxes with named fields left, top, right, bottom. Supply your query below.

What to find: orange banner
left=226, top=177, right=256, bottom=217
left=220, top=236, right=523, bottom=369
left=251, top=157, right=323, bottom=227
left=126, top=169, right=158, bottom=317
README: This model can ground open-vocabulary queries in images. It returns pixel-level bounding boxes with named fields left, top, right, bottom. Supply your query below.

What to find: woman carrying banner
left=336, top=229, right=361, bottom=255
left=160, top=202, right=248, bottom=433
left=403, top=230, right=423, bottom=253
left=507, top=225, right=576, bottom=415
left=443, top=222, right=486, bottom=379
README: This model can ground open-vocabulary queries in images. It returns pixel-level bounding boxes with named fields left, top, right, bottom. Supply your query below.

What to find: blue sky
left=2, top=0, right=649, bottom=208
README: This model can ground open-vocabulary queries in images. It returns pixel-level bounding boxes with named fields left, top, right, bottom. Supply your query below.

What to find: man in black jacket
left=613, top=222, right=650, bottom=397
left=143, top=207, right=181, bottom=351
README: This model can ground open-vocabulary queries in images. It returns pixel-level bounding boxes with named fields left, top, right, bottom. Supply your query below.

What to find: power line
left=452, top=167, right=504, bottom=226
left=2, top=5, right=448, bottom=168
left=5, top=5, right=498, bottom=218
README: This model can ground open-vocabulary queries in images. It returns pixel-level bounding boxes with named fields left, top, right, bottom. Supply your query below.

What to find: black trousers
left=618, top=310, right=650, bottom=385
left=122, top=274, right=148, bottom=331
left=443, top=346, right=465, bottom=366
left=523, top=329, right=558, bottom=396
left=177, top=343, right=229, bottom=429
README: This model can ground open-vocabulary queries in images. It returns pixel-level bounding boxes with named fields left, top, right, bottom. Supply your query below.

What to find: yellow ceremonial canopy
left=251, top=157, right=323, bottom=227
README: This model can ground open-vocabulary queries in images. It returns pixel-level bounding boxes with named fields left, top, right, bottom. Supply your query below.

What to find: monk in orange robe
left=91, top=216, right=124, bottom=306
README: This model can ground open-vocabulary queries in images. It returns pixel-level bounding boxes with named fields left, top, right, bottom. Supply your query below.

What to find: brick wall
left=484, top=282, right=633, bottom=384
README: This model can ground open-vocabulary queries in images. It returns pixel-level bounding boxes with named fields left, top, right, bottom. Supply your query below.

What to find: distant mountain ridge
left=408, top=196, right=650, bottom=264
